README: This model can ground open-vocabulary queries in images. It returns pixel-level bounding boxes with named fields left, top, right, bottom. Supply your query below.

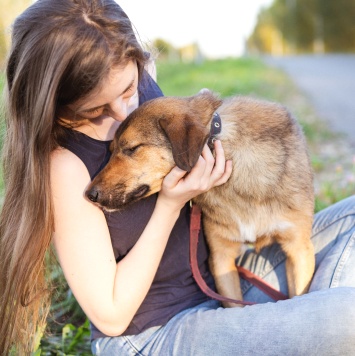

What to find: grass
left=0, top=56, right=354, bottom=354
left=157, top=57, right=292, bottom=100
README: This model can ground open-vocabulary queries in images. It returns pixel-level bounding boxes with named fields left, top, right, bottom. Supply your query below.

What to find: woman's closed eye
left=79, top=83, right=137, bottom=118
left=75, top=106, right=105, bottom=120
left=84, top=107, right=101, bottom=114
left=82, top=107, right=104, bottom=116
left=125, top=82, right=136, bottom=94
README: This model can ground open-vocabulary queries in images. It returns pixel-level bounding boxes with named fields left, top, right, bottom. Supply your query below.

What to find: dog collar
left=207, top=112, right=222, bottom=150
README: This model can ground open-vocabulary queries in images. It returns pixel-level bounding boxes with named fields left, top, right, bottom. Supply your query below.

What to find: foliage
left=33, top=257, right=91, bottom=355
left=0, top=0, right=33, bottom=67
left=0, top=18, right=7, bottom=68
left=33, top=319, right=92, bottom=355
left=248, top=0, right=355, bottom=54
left=153, top=38, right=176, bottom=58
left=315, top=158, right=355, bottom=211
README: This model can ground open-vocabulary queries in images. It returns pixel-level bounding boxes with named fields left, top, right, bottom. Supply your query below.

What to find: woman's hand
left=158, top=140, right=232, bottom=211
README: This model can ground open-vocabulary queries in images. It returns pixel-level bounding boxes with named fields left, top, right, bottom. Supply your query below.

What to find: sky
left=118, top=0, right=274, bottom=58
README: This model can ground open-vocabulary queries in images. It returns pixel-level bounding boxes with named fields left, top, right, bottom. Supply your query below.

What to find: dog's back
left=194, top=95, right=313, bottom=241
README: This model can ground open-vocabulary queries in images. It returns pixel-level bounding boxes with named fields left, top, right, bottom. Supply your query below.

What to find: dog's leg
left=206, top=229, right=244, bottom=308
left=277, top=220, right=315, bottom=297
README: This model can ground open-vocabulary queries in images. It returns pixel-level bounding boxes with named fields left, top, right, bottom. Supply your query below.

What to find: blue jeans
left=92, top=196, right=355, bottom=355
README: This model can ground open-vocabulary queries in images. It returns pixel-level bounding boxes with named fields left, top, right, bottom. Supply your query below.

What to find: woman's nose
left=107, top=98, right=128, bottom=122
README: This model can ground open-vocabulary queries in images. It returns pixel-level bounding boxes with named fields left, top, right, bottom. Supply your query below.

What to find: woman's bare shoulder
left=51, top=147, right=87, bottom=176
left=50, top=147, right=91, bottom=205
left=51, top=145, right=93, bottom=185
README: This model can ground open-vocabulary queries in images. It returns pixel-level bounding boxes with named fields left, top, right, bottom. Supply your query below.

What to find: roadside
left=272, top=73, right=355, bottom=210
left=264, top=54, right=355, bottom=145
left=263, top=54, right=355, bottom=209
left=263, top=54, right=355, bottom=207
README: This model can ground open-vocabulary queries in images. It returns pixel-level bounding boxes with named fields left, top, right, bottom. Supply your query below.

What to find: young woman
left=0, top=1, right=354, bottom=355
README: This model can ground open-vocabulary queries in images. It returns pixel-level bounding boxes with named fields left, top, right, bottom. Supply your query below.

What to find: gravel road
left=264, top=54, right=355, bottom=146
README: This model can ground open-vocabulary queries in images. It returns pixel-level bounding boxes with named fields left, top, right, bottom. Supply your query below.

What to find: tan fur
left=86, top=91, right=315, bottom=306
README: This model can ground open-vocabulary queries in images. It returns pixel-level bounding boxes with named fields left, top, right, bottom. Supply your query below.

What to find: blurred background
left=249, top=0, right=355, bottom=56
left=2, top=0, right=355, bottom=62
left=1, top=1, right=354, bottom=354
left=119, top=0, right=355, bottom=57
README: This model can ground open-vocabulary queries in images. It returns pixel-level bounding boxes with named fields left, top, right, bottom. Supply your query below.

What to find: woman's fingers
left=160, top=140, right=232, bottom=206
left=183, top=146, right=213, bottom=192
left=212, top=140, right=232, bottom=185
left=163, top=166, right=187, bottom=189
left=198, top=140, right=232, bottom=188
left=214, top=159, right=233, bottom=186
left=183, top=141, right=231, bottom=191
left=211, top=140, right=226, bottom=178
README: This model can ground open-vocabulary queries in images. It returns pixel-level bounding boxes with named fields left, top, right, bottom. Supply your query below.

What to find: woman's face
left=59, top=60, right=139, bottom=139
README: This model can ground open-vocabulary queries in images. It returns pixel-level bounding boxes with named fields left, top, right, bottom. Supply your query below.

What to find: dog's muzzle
left=85, top=184, right=151, bottom=210
left=86, top=187, right=100, bottom=203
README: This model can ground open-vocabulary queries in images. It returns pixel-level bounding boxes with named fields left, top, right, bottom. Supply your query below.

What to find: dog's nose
left=86, top=187, right=99, bottom=203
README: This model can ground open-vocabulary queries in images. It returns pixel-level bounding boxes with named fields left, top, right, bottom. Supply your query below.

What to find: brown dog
left=86, top=90, right=315, bottom=306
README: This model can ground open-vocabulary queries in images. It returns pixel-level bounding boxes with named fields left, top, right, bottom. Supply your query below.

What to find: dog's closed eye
left=123, top=144, right=142, bottom=156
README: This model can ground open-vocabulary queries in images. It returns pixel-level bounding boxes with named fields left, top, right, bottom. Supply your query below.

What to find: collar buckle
left=208, top=112, right=222, bottom=149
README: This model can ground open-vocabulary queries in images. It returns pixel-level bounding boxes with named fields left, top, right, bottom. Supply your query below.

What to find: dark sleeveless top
left=60, top=70, right=215, bottom=339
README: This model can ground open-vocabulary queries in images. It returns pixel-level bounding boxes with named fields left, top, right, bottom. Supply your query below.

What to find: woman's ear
left=159, top=114, right=210, bottom=172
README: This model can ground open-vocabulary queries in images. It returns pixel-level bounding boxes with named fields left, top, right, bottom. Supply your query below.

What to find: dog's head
left=85, top=90, right=222, bottom=210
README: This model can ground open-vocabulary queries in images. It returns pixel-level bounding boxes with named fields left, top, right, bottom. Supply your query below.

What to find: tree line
left=0, top=0, right=32, bottom=68
left=247, top=0, right=355, bottom=55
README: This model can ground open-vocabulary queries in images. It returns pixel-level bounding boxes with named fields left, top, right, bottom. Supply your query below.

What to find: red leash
left=189, top=204, right=288, bottom=305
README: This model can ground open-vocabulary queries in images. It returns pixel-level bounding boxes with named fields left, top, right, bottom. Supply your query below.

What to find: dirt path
left=264, top=54, right=354, bottom=201
left=264, top=54, right=355, bottom=147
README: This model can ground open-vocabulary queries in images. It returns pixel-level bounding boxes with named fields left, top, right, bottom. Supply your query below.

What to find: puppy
left=86, top=90, right=315, bottom=306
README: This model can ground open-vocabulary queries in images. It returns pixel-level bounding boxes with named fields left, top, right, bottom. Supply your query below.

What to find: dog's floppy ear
left=159, top=114, right=210, bottom=172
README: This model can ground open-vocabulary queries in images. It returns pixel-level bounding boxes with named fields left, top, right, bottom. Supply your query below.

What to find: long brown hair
left=0, top=0, right=147, bottom=353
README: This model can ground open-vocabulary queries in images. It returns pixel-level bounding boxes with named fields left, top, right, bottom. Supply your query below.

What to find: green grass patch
left=157, top=57, right=292, bottom=101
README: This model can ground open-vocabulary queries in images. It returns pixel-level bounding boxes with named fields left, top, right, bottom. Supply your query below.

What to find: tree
left=247, top=0, right=355, bottom=55
left=320, top=0, right=355, bottom=52
left=153, top=38, right=175, bottom=57
left=0, top=0, right=33, bottom=66
left=0, top=18, right=6, bottom=67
